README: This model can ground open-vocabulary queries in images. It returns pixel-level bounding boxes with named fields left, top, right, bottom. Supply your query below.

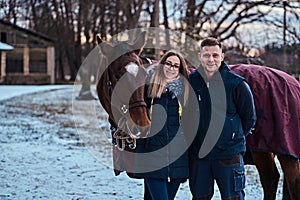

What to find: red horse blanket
left=230, top=64, right=300, bottom=159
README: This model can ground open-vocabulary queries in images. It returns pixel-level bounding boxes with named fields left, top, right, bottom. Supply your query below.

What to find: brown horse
left=230, top=64, right=300, bottom=200
left=95, top=31, right=151, bottom=176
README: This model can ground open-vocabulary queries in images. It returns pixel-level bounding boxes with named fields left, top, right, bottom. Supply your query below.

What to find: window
left=6, top=51, right=23, bottom=73
left=29, top=48, right=47, bottom=73
left=1, top=32, right=7, bottom=43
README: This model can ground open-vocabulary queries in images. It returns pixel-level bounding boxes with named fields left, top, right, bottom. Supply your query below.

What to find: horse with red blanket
left=230, top=64, right=300, bottom=200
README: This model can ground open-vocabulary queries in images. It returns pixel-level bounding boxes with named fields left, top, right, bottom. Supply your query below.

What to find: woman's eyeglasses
left=164, top=61, right=180, bottom=70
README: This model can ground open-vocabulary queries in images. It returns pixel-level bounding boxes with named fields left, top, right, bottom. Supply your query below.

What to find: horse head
left=96, top=31, right=150, bottom=150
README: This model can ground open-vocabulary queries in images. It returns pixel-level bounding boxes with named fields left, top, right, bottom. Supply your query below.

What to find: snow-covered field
left=0, top=85, right=284, bottom=199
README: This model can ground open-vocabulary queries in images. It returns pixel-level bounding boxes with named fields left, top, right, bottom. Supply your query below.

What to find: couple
left=134, top=37, right=256, bottom=200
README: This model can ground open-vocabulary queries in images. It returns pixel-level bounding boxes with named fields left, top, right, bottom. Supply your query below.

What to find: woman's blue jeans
left=145, top=178, right=182, bottom=200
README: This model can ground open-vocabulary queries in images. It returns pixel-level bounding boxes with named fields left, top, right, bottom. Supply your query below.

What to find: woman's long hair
left=148, top=50, right=189, bottom=105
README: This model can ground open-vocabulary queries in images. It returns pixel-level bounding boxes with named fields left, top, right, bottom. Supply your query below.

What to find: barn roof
left=0, top=19, right=54, bottom=43
left=0, top=42, right=14, bottom=50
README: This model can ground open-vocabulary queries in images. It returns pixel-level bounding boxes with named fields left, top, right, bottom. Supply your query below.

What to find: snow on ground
left=0, top=85, right=69, bottom=101
left=0, top=85, right=284, bottom=199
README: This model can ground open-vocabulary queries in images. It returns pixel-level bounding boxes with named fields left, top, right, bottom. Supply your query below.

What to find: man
left=188, top=37, right=256, bottom=199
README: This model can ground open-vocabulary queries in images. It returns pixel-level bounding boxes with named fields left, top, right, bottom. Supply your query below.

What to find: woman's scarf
left=165, top=77, right=184, bottom=99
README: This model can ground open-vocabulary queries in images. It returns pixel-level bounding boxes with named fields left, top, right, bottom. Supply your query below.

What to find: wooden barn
left=0, top=19, right=55, bottom=84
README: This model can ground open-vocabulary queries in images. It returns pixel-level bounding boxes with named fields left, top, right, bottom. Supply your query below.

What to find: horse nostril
left=136, top=131, right=142, bottom=137
left=133, top=126, right=149, bottom=138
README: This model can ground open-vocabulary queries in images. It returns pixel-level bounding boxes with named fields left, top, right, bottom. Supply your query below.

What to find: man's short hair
left=200, top=37, right=222, bottom=50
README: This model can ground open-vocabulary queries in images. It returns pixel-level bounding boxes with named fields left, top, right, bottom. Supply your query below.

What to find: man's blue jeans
left=189, top=154, right=245, bottom=200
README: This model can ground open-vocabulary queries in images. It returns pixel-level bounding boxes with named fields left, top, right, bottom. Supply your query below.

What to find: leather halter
left=105, top=63, right=147, bottom=115
left=103, top=56, right=147, bottom=151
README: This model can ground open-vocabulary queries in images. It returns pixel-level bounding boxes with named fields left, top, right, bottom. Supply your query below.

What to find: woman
left=135, top=50, right=190, bottom=200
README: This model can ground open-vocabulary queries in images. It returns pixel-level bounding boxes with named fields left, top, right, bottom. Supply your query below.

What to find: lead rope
left=114, top=116, right=137, bottom=151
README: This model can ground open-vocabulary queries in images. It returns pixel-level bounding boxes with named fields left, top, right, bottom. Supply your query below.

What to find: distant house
left=0, top=19, right=55, bottom=84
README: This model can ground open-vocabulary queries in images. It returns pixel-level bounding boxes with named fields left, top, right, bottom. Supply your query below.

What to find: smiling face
left=198, top=45, right=224, bottom=79
left=163, top=55, right=180, bottom=82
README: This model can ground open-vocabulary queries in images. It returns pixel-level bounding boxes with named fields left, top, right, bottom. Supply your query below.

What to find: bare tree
left=76, top=0, right=147, bottom=99
left=179, top=0, right=275, bottom=43
left=0, top=0, right=21, bottom=24
left=2, top=0, right=299, bottom=79
left=260, top=1, right=300, bottom=74
left=76, top=0, right=108, bottom=100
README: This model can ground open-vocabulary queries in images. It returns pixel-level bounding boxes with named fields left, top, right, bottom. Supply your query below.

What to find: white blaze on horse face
left=125, top=62, right=139, bottom=77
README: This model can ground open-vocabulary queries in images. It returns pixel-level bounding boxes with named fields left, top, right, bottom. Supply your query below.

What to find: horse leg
left=282, top=176, right=291, bottom=200
left=276, top=154, right=300, bottom=200
left=251, top=151, right=280, bottom=200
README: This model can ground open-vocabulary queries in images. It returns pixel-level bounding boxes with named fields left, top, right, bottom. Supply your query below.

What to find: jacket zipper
left=166, top=91, right=170, bottom=182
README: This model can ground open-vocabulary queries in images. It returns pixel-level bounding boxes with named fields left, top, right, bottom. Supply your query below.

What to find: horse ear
left=97, top=34, right=114, bottom=56
left=131, top=31, right=147, bottom=55
left=96, top=34, right=103, bottom=45
left=97, top=33, right=113, bottom=55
